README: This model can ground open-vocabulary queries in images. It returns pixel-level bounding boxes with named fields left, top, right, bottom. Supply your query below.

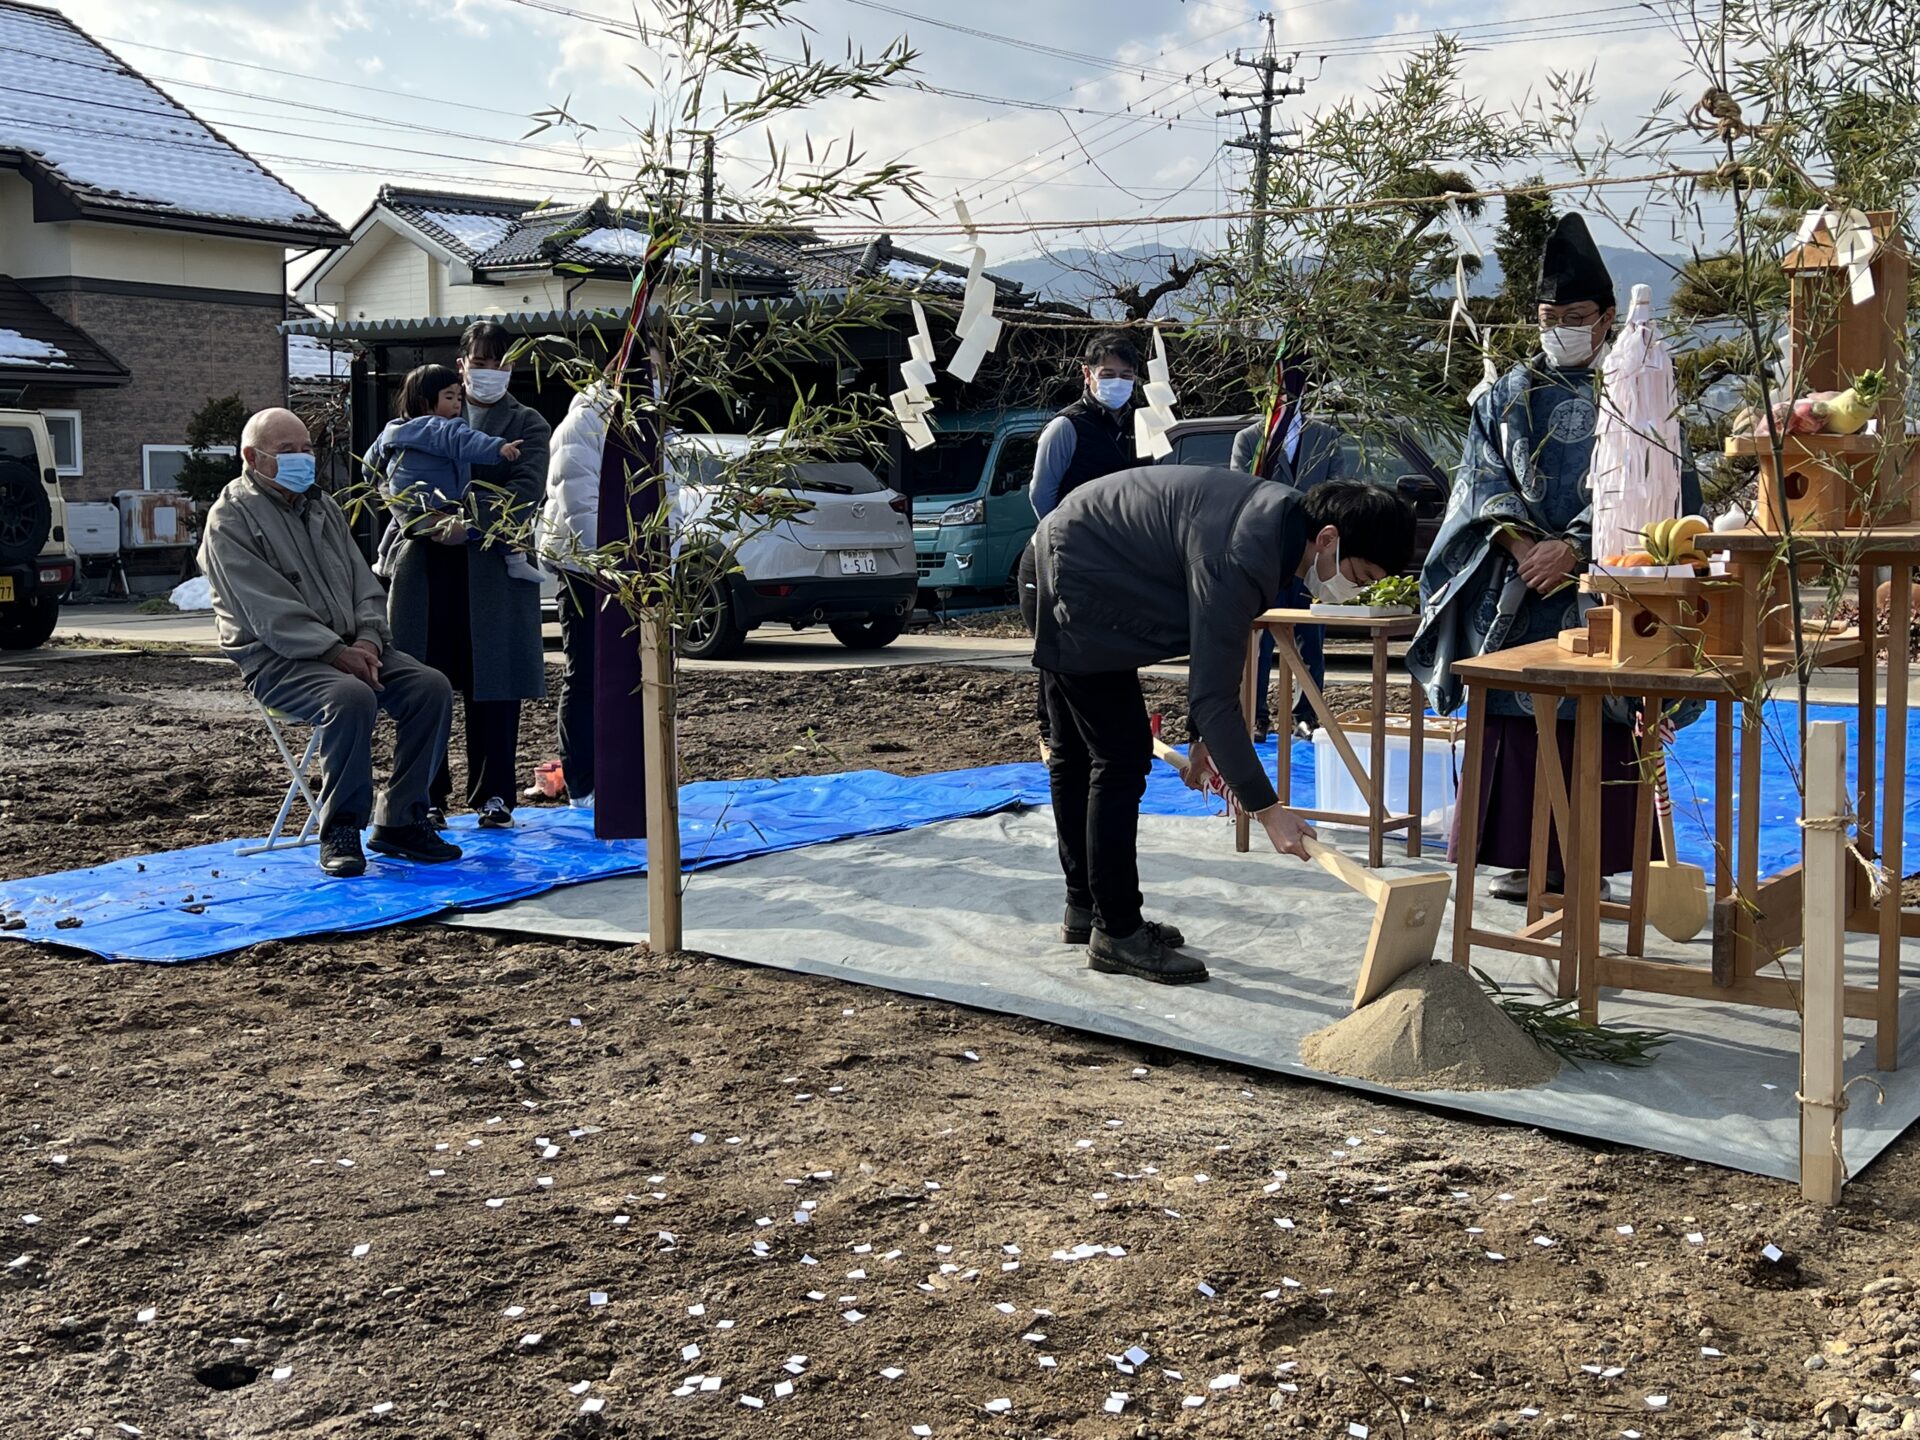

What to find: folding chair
left=236, top=699, right=324, bottom=857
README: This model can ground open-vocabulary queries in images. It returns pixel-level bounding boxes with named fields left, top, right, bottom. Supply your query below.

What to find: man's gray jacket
left=1032, top=464, right=1311, bottom=814
left=200, top=471, right=390, bottom=678
left=1229, top=418, right=1345, bottom=488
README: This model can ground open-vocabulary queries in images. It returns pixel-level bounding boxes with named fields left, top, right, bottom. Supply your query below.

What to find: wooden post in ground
left=1800, top=720, right=1848, bottom=1206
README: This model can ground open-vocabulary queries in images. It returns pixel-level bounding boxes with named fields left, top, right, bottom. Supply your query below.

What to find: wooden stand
left=1235, top=609, right=1424, bottom=869
left=1726, top=211, right=1913, bottom=531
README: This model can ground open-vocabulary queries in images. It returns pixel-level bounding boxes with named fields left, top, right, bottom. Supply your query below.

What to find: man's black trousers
left=1040, top=667, right=1151, bottom=939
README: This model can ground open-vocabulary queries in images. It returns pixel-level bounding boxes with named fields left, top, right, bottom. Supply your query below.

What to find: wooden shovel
left=1646, top=751, right=1708, bottom=943
left=1154, top=737, right=1450, bottom=1009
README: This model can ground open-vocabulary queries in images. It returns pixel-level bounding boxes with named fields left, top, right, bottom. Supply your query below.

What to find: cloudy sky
left=55, top=0, right=1723, bottom=260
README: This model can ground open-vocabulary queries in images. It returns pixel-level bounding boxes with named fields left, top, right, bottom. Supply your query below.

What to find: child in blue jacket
left=371, top=364, right=540, bottom=583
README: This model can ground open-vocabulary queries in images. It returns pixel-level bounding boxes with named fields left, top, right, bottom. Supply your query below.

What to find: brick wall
left=32, top=287, right=286, bottom=502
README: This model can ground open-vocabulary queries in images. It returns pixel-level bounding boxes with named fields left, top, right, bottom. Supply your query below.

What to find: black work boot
left=369, top=823, right=464, bottom=864
left=319, top=821, right=367, bottom=878
left=1087, top=925, right=1209, bottom=985
left=1062, top=903, right=1185, bottom=949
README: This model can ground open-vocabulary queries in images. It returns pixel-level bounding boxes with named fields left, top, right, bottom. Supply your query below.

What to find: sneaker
left=1086, top=924, right=1209, bottom=985
left=368, top=823, right=464, bottom=864
left=567, top=791, right=593, bottom=809
left=1062, top=903, right=1184, bottom=949
left=1252, top=714, right=1272, bottom=743
left=1488, top=868, right=1529, bottom=902
left=1292, top=719, right=1314, bottom=743
left=426, top=806, right=447, bottom=831
left=318, top=821, right=366, bottom=878
left=477, top=797, right=514, bottom=829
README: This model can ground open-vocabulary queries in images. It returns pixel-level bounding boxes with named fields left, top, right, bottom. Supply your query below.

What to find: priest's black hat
left=1536, top=213, right=1616, bottom=310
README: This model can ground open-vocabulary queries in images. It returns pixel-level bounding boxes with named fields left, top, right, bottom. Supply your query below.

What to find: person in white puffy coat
left=533, top=383, right=616, bottom=804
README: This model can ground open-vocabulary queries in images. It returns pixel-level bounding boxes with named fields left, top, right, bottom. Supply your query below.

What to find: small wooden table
left=1447, top=614, right=1914, bottom=1064
left=1234, top=608, right=1425, bottom=868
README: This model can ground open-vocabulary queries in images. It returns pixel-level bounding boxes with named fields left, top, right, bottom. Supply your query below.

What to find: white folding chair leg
left=237, top=705, right=326, bottom=857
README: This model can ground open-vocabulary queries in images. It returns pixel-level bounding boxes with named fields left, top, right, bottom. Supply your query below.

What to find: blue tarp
left=2, top=699, right=1913, bottom=965
left=0, top=771, right=1023, bottom=964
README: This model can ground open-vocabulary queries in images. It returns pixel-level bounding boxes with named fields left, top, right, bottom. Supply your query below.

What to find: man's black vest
left=1055, top=395, right=1136, bottom=505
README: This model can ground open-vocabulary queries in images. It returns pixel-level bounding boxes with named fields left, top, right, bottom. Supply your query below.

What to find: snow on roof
left=0, top=2, right=340, bottom=236
left=575, top=227, right=651, bottom=259
left=287, top=333, right=349, bottom=381
left=0, top=326, right=68, bottom=367
left=420, top=210, right=517, bottom=256
left=881, top=256, right=965, bottom=291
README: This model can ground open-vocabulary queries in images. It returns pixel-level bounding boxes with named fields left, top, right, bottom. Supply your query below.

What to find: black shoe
left=426, top=807, right=447, bottom=831
left=1063, top=904, right=1184, bottom=949
left=1488, top=868, right=1529, bottom=902
left=477, top=797, right=514, bottom=829
left=368, top=823, right=463, bottom=864
left=1252, top=714, right=1272, bottom=742
left=319, top=822, right=366, bottom=878
left=1087, top=925, right=1209, bottom=985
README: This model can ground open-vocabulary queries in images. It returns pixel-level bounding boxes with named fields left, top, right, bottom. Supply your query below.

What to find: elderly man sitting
left=200, top=408, right=461, bottom=877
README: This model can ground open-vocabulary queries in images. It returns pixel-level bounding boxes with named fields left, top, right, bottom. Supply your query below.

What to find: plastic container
left=1312, top=721, right=1461, bottom=839
left=65, top=502, right=120, bottom=556
left=114, top=489, right=195, bottom=550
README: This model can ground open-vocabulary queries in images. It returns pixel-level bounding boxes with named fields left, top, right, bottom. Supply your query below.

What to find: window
left=1170, top=429, right=1235, bottom=468
left=989, top=433, right=1039, bottom=495
left=42, top=410, right=81, bottom=476
left=142, top=444, right=234, bottom=490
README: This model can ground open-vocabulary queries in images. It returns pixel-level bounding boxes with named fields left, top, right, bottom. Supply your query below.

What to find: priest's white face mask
left=1537, top=302, right=1613, bottom=368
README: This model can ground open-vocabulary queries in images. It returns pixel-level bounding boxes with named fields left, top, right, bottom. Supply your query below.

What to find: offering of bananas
left=1601, top=515, right=1712, bottom=569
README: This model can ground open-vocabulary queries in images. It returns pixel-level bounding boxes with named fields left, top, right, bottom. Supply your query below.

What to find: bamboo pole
left=1800, top=720, right=1848, bottom=1206
left=641, top=609, right=682, bottom=953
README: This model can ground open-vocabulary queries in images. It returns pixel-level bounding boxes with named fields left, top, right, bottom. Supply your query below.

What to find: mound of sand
left=1300, top=962, right=1560, bottom=1093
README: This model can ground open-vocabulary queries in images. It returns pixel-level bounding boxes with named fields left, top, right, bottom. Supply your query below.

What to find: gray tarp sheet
left=447, top=811, right=1920, bottom=1183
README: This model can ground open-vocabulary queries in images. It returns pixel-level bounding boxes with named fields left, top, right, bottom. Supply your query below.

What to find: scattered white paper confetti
left=612, top=1215, right=631, bottom=1227
left=135, top=1307, right=156, bottom=1323
left=520, top=1333, right=543, bottom=1346
left=700, top=1377, right=723, bottom=1393
left=1038, top=1356, right=1056, bottom=1369
left=1616, top=1225, right=1634, bottom=1236
left=682, top=1344, right=701, bottom=1361
left=961, top=1051, right=979, bottom=1062
left=372, top=1401, right=394, bottom=1415
left=740, top=1396, right=764, bottom=1409
left=271, top=1366, right=292, bottom=1381
left=542, top=1145, right=560, bottom=1160
left=351, top=1243, right=371, bottom=1258
left=427, top=1169, right=445, bottom=1179
left=842, top=1309, right=865, bottom=1324
left=580, top=1397, right=605, bottom=1414
left=48, top=1155, right=66, bottom=1167
left=912, top=1428, right=932, bottom=1437
left=1183, top=1395, right=1206, bottom=1409
left=691, top=1133, right=706, bottom=1145
left=589, top=1292, right=608, bottom=1307
left=484, top=1199, right=505, bottom=1209
left=983, top=1398, right=1012, bottom=1413
left=1210, top=1374, right=1241, bottom=1391
left=502, top=1305, right=525, bottom=1318
left=880, top=1367, right=905, bottom=1380
left=1532, top=1236, right=1556, bottom=1248
left=1701, top=1346, right=1724, bottom=1358
left=995, top=1302, right=1017, bottom=1316
left=6, top=1256, right=28, bottom=1270
left=1645, top=1396, right=1669, bottom=1410
left=20, top=1216, right=40, bottom=1226
left=1761, top=1243, right=1784, bottom=1262
left=114, top=1427, right=141, bottom=1438
left=1104, top=1392, right=1128, bottom=1414
left=1349, top=1425, right=1370, bottom=1439
left=774, top=1380, right=794, bottom=1398
left=1485, top=1252, right=1507, bottom=1262
left=1197, top=1282, right=1217, bottom=1298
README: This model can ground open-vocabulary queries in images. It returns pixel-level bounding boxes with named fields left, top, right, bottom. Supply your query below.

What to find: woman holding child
left=378, top=321, right=551, bottom=830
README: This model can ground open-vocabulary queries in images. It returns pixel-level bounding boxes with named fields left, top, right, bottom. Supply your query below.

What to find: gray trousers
left=245, top=647, right=453, bottom=830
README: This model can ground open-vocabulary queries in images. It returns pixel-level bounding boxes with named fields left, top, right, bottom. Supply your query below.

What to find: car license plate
left=837, top=550, right=877, bottom=575
left=0, top=576, right=12, bottom=603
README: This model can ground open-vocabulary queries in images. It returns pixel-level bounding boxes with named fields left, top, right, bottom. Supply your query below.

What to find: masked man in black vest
left=1017, top=331, right=1142, bottom=751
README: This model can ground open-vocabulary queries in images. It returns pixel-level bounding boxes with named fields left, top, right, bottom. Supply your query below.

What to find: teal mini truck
left=904, top=408, right=1051, bottom=606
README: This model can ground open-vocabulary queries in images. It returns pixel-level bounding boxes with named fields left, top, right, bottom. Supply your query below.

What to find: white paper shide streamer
left=946, top=197, right=1004, bottom=384
left=1133, top=329, right=1180, bottom=460
left=889, top=300, right=938, bottom=451
left=1441, top=194, right=1499, bottom=403
left=1589, top=283, right=1682, bottom=565
left=1799, top=206, right=1877, bottom=305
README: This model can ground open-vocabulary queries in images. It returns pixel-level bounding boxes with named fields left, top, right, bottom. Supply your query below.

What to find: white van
left=0, top=409, right=77, bottom=649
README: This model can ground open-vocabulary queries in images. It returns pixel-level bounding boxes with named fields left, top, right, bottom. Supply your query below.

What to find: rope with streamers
left=1796, top=811, right=1893, bottom=905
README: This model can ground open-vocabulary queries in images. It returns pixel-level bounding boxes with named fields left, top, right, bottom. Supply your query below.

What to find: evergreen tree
left=1489, top=178, right=1556, bottom=322
left=174, top=394, right=250, bottom=505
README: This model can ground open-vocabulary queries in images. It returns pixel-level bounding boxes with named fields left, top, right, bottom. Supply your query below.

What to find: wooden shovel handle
left=1302, top=835, right=1384, bottom=899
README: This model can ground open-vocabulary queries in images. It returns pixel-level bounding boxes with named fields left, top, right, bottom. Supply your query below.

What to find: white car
left=667, top=434, right=916, bottom=660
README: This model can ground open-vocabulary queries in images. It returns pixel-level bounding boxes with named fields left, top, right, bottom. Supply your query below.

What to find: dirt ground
left=1, top=649, right=1915, bottom=1440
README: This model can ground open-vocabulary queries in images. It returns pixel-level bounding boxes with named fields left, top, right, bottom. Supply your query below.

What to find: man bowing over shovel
left=1032, top=465, right=1416, bottom=986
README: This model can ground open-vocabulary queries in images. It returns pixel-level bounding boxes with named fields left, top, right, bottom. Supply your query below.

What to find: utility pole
left=698, top=134, right=715, bottom=302
left=1219, top=14, right=1304, bottom=271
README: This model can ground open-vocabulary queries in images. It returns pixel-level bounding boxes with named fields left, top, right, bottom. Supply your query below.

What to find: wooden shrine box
left=1725, top=211, right=1912, bottom=530
left=1579, top=573, right=1740, bottom=668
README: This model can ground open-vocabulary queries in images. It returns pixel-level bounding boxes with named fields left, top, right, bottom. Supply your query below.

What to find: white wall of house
left=0, top=174, right=283, bottom=293
left=340, top=226, right=434, bottom=320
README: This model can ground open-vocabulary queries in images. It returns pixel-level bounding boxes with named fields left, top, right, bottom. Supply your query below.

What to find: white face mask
left=1092, top=376, right=1134, bottom=410
left=463, top=365, right=511, bottom=404
left=1540, top=325, right=1596, bottom=368
left=1305, top=537, right=1366, bottom=604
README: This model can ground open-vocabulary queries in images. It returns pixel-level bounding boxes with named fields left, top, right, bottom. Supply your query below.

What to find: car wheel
left=0, top=459, right=51, bottom=567
left=828, top=612, right=906, bottom=650
left=675, top=563, right=747, bottom=660
left=0, top=596, right=58, bottom=651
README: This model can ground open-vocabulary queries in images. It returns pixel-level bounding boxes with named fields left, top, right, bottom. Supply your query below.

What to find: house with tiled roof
left=288, top=185, right=1051, bottom=478
left=0, top=0, right=345, bottom=499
